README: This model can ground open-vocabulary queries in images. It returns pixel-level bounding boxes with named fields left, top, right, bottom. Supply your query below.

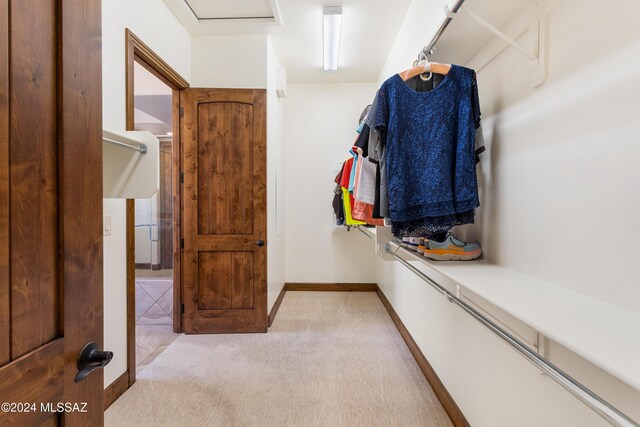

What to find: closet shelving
left=357, top=227, right=640, bottom=426
left=356, top=226, right=376, bottom=240
left=428, top=0, right=546, bottom=86
left=386, top=239, right=640, bottom=390
left=349, top=2, right=637, bottom=424
left=359, top=212, right=640, bottom=393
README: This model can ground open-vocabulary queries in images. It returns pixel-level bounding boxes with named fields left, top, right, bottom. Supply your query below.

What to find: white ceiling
left=163, top=0, right=412, bottom=83
left=161, top=0, right=539, bottom=84
left=270, top=0, right=412, bottom=83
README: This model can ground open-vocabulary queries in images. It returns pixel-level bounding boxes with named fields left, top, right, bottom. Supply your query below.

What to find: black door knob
left=75, top=341, right=113, bottom=383
left=256, top=240, right=265, bottom=247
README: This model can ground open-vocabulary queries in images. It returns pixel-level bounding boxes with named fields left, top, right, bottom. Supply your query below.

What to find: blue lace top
left=374, top=65, right=481, bottom=223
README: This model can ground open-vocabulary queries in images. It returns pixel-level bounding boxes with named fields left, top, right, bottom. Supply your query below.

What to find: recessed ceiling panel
left=185, top=0, right=274, bottom=20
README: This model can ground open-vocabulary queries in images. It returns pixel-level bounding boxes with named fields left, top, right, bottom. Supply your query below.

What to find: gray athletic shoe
left=423, top=233, right=482, bottom=261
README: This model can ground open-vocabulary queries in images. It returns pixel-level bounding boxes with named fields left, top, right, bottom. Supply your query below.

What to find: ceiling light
left=323, top=6, right=342, bottom=72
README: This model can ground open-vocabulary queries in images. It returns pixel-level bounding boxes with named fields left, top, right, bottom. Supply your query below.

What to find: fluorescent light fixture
left=323, top=6, right=342, bottom=72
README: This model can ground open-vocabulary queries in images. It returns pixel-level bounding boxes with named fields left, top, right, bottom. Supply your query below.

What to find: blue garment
left=374, top=65, right=481, bottom=223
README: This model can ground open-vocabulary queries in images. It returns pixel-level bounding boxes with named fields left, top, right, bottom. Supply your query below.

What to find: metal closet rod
left=384, top=243, right=639, bottom=427
left=103, top=137, right=148, bottom=155
left=419, top=0, right=466, bottom=59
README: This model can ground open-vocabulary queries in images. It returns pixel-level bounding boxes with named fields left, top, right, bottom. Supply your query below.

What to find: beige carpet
left=105, top=291, right=453, bottom=427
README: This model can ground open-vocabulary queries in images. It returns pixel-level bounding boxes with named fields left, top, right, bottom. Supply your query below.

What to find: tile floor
left=135, top=269, right=179, bottom=374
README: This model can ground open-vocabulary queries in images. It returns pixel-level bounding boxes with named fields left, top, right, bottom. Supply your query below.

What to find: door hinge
left=180, top=238, right=184, bottom=249
left=179, top=107, right=184, bottom=118
left=180, top=303, right=185, bottom=314
left=180, top=172, right=184, bottom=184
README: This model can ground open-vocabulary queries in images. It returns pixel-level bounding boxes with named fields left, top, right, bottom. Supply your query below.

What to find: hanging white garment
left=355, top=156, right=377, bottom=205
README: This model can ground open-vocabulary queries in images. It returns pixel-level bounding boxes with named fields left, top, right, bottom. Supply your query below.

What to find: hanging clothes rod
left=383, top=243, right=638, bottom=427
left=103, top=137, right=148, bottom=155
left=419, top=0, right=466, bottom=59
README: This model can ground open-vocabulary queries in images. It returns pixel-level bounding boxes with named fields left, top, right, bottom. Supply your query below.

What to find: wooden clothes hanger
left=399, top=59, right=451, bottom=82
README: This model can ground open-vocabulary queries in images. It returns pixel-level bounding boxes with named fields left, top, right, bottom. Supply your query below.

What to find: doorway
left=123, top=29, right=268, bottom=380
left=133, top=48, right=176, bottom=374
left=125, top=29, right=189, bottom=382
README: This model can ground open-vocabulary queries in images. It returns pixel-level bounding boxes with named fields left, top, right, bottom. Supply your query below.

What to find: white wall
left=378, top=0, right=450, bottom=82
left=283, top=83, right=378, bottom=284
left=102, top=0, right=191, bottom=131
left=102, top=0, right=191, bottom=388
left=375, top=0, right=640, bottom=425
left=103, top=199, right=128, bottom=387
left=191, top=35, right=267, bottom=88
left=266, top=37, right=286, bottom=310
left=471, top=0, right=640, bottom=313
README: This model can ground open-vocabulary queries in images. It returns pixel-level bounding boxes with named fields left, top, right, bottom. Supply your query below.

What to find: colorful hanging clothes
left=342, top=187, right=365, bottom=226
left=339, top=156, right=354, bottom=189
left=364, top=91, right=389, bottom=219
left=352, top=110, right=384, bottom=226
left=354, top=155, right=376, bottom=205
left=336, top=157, right=365, bottom=226
left=352, top=201, right=384, bottom=226
left=332, top=162, right=346, bottom=226
left=347, top=149, right=357, bottom=193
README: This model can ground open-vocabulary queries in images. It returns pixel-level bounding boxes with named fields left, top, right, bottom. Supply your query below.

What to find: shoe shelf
left=372, top=233, right=640, bottom=392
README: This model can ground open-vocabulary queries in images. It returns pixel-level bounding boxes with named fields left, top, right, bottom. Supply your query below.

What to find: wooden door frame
left=124, top=29, right=189, bottom=389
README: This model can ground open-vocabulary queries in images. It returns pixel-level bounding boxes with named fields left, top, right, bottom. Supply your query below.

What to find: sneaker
left=408, top=237, right=422, bottom=251
left=423, top=233, right=482, bottom=261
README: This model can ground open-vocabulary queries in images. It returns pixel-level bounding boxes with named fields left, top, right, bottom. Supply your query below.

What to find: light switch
left=104, top=216, right=112, bottom=236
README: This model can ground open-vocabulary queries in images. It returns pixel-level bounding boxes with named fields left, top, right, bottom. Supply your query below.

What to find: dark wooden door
left=0, top=0, right=104, bottom=425
left=159, top=140, right=173, bottom=269
left=181, top=89, right=267, bottom=334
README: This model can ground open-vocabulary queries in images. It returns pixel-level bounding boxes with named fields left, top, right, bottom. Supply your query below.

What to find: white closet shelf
left=357, top=226, right=376, bottom=238
left=385, top=241, right=640, bottom=392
